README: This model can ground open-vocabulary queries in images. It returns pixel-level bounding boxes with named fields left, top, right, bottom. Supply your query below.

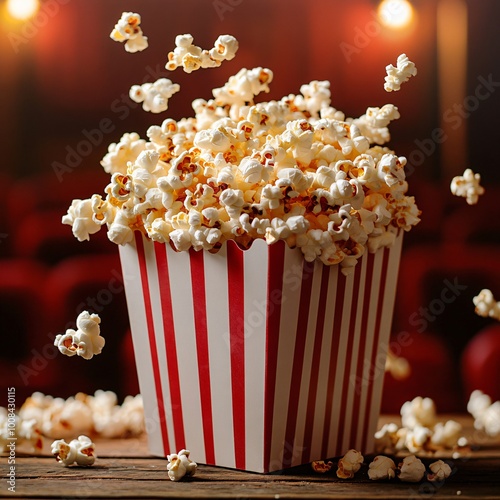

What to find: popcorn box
left=119, top=230, right=404, bottom=473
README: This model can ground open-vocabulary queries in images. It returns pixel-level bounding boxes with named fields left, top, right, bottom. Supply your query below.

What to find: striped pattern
left=119, top=232, right=403, bottom=473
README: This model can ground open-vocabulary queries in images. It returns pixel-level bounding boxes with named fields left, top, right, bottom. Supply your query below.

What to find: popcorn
left=51, top=435, right=96, bottom=466
left=468, top=390, right=500, bottom=437
left=129, top=79, right=181, bottom=114
left=167, top=449, right=197, bottom=481
left=427, top=460, right=452, bottom=482
left=384, top=53, right=417, bottom=92
left=0, top=411, right=43, bottom=453
left=110, top=12, right=148, bottom=53
left=368, top=455, right=396, bottom=480
left=336, top=449, right=364, bottom=479
left=54, top=311, right=105, bottom=360
left=311, top=460, right=333, bottom=473
left=397, top=455, right=425, bottom=482
left=64, top=35, right=420, bottom=275
left=450, top=168, right=485, bottom=205
left=385, top=349, right=410, bottom=380
left=431, top=420, right=463, bottom=449
left=166, top=34, right=238, bottom=73
left=473, top=289, right=500, bottom=321
left=400, top=396, right=437, bottom=430
left=374, top=422, right=400, bottom=453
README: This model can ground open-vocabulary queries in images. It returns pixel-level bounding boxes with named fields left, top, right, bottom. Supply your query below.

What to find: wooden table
left=3, top=415, right=500, bottom=499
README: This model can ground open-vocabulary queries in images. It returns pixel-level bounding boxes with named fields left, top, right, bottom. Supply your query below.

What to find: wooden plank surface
left=2, top=415, right=500, bottom=499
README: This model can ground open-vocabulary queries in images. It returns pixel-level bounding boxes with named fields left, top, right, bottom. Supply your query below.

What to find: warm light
left=6, top=0, right=40, bottom=21
left=378, top=0, right=414, bottom=29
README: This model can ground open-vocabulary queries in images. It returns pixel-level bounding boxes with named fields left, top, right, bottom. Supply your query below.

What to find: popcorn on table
left=110, top=12, right=148, bottom=53
left=384, top=54, right=417, bottom=92
left=167, top=449, right=197, bottom=481
left=473, top=289, right=500, bottom=321
left=51, top=435, right=96, bottom=466
left=54, top=311, right=105, bottom=360
left=129, top=79, right=180, bottom=114
left=64, top=35, right=421, bottom=276
left=336, top=449, right=364, bottom=479
left=468, top=390, right=500, bottom=437
left=368, top=455, right=396, bottom=480
left=427, top=460, right=452, bottom=482
left=166, top=34, right=238, bottom=73
left=0, top=409, right=43, bottom=453
left=311, top=460, right=333, bottom=473
left=450, top=168, right=485, bottom=205
left=397, top=455, right=426, bottom=482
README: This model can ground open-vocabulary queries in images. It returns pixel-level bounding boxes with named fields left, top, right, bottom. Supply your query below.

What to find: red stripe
left=135, top=233, right=169, bottom=454
left=263, top=242, right=286, bottom=473
left=227, top=243, right=246, bottom=470
left=361, top=248, right=390, bottom=451
left=301, top=264, right=330, bottom=464
left=321, top=269, right=346, bottom=459
left=189, top=250, right=215, bottom=464
left=154, top=242, right=186, bottom=450
left=282, top=259, right=315, bottom=469
left=349, top=254, right=374, bottom=449
left=335, top=261, right=363, bottom=457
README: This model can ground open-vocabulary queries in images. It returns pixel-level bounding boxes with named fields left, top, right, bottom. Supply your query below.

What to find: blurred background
left=0, top=0, right=499, bottom=412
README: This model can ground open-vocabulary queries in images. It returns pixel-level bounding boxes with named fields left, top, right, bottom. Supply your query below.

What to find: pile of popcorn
left=0, top=407, right=43, bottom=454
left=63, top=32, right=421, bottom=275
left=312, top=449, right=452, bottom=483
left=374, top=396, right=468, bottom=455
left=16, top=390, right=144, bottom=441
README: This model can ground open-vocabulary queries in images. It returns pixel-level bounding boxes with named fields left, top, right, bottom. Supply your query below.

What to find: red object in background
left=381, top=331, right=460, bottom=413
left=461, top=323, right=500, bottom=403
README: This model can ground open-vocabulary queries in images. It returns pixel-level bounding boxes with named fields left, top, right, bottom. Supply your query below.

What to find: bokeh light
left=6, top=0, right=40, bottom=21
left=378, top=0, right=414, bottom=29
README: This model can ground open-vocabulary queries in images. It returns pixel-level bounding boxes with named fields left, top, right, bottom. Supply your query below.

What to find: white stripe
left=118, top=238, right=163, bottom=457
left=310, top=264, right=339, bottom=461
left=292, top=260, right=322, bottom=465
left=327, top=269, right=354, bottom=456
left=143, top=240, right=175, bottom=453
left=269, top=245, right=303, bottom=470
left=243, top=239, right=269, bottom=472
left=342, top=253, right=367, bottom=453
left=166, top=248, right=205, bottom=463
left=203, top=245, right=235, bottom=468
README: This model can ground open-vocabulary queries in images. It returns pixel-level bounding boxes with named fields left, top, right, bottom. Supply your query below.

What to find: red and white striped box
left=119, top=231, right=403, bottom=473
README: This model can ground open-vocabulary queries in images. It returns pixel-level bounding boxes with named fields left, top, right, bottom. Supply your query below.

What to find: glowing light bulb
left=378, top=0, right=414, bottom=29
left=6, top=0, right=40, bottom=21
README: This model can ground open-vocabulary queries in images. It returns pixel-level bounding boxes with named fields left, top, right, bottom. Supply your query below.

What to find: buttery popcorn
left=167, top=449, right=197, bottom=481
left=54, top=311, right=105, bottom=360
left=368, top=455, right=396, bottom=480
left=51, top=435, right=96, bottom=466
left=110, top=12, right=148, bottom=53
left=166, top=34, right=238, bottom=73
left=336, top=449, right=364, bottom=479
left=384, top=54, right=417, bottom=92
left=311, top=460, right=333, bottom=473
left=473, top=289, right=500, bottom=321
left=450, top=168, right=485, bottom=205
left=64, top=35, right=420, bottom=275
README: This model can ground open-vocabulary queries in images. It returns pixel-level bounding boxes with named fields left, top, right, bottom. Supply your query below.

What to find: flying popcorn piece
left=110, top=12, right=148, bottom=53
left=62, top=199, right=102, bottom=242
left=336, top=449, right=364, bottom=479
left=450, top=168, right=485, bottom=205
left=54, top=311, right=105, bottom=360
left=473, top=289, right=500, bottom=321
left=427, top=460, right=453, bottom=482
left=129, top=79, right=181, bottom=114
left=385, top=349, right=410, bottom=380
left=384, top=53, right=417, bottom=92
left=368, top=455, right=396, bottom=480
left=166, top=33, right=238, bottom=73
left=51, top=435, right=96, bottom=466
left=397, top=455, right=426, bottom=482
left=167, top=449, right=197, bottom=481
